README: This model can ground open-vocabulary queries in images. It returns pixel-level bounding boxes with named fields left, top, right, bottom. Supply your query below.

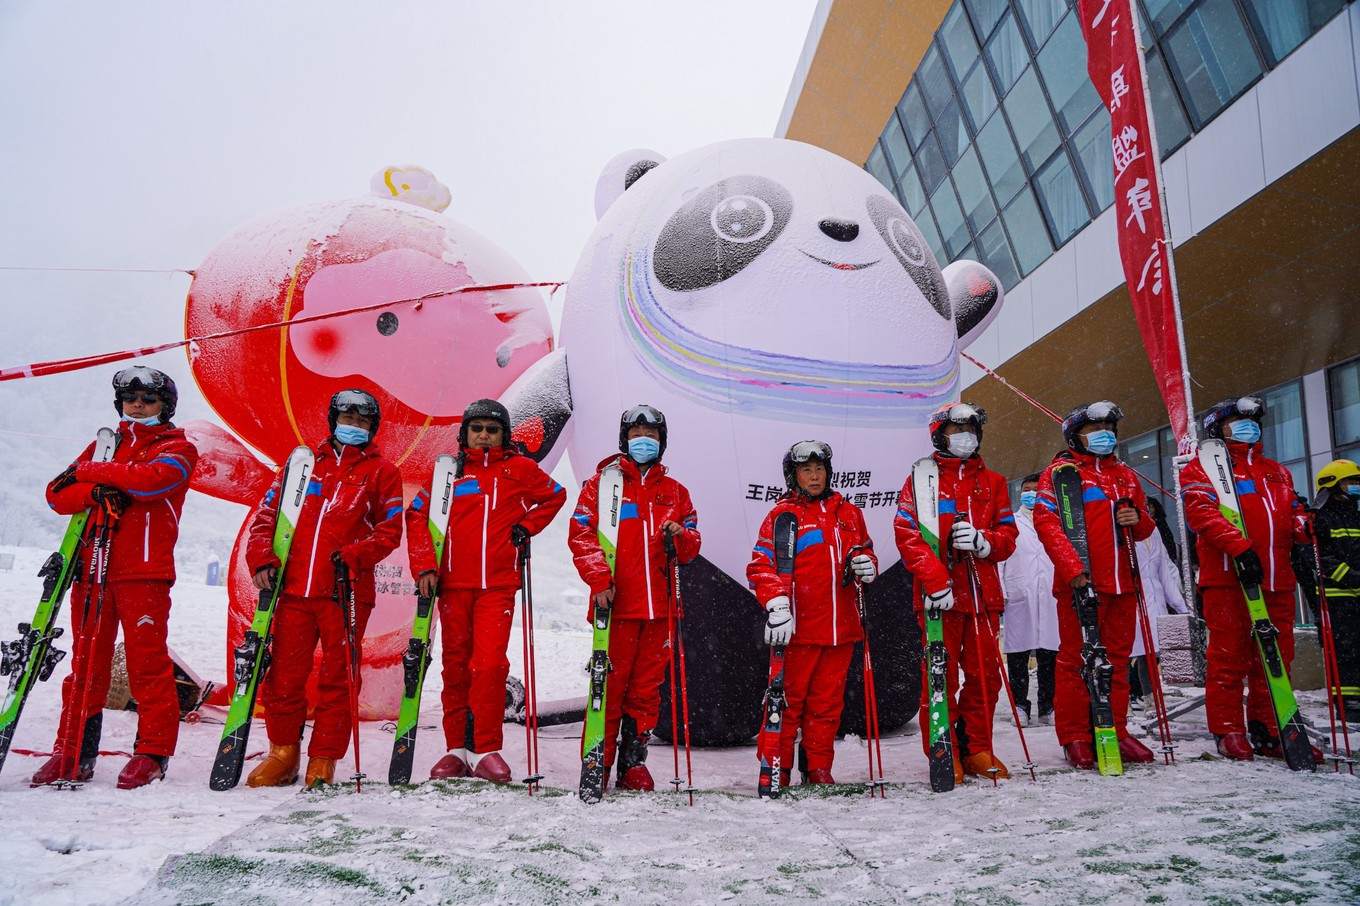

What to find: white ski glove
left=924, top=586, right=955, bottom=612
left=850, top=553, right=876, bottom=584
left=764, top=596, right=795, bottom=646
left=950, top=519, right=992, bottom=557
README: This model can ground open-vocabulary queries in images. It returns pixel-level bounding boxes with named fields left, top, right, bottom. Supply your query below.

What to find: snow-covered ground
left=1, top=542, right=1357, bottom=905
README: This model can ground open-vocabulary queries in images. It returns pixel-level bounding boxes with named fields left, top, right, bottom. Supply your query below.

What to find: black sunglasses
left=118, top=391, right=160, bottom=405
left=466, top=421, right=503, bottom=434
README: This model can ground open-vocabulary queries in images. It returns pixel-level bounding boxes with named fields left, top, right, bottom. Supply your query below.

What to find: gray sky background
left=0, top=0, right=817, bottom=548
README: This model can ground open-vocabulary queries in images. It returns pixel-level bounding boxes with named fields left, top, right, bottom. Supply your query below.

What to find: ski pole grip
left=841, top=545, right=864, bottom=587
left=663, top=530, right=677, bottom=561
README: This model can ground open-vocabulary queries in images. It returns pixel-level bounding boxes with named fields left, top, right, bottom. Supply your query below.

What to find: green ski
left=579, top=461, right=624, bottom=803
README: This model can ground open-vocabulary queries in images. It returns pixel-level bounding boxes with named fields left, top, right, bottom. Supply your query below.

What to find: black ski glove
left=50, top=465, right=79, bottom=493
left=510, top=524, right=530, bottom=547
left=1234, top=549, right=1264, bottom=587
left=91, top=485, right=131, bottom=520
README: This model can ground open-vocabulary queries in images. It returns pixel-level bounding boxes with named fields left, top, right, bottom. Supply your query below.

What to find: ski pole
left=64, top=502, right=119, bottom=787
left=963, top=553, right=1037, bottom=783
left=518, top=536, right=544, bottom=794
left=664, top=531, right=695, bottom=804
left=842, top=546, right=884, bottom=798
left=1117, top=501, right=1176, bottom=763
left=332, top=556, right=364, bottom=792
left=1311, top=537, right=1354, bottom=774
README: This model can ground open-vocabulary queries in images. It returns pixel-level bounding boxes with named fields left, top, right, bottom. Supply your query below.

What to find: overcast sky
left=0, top=0, right=817, bottom=433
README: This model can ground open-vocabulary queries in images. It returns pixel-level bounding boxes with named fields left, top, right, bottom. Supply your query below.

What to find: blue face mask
left=1347, top=485, right=1360, bottom=498
left=121, top=414, right=161, bottom=427
left=1020, top=490, right=1038, bottom=509
left=1084, top=430, right=1117, bottom=456
left=334, top=424, right=371, bottom=446
left=627, top=436, right=660, bottom=464
left=1228, top=420, right=1261, bottom=444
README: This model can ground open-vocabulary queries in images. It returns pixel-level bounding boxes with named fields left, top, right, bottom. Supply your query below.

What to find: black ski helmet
left=1203, top=396, right=1264, bottom=439
left=113, top=366, right=178, bottom=423
left=782, top=440, right=833, bottom=493
left=618, top=404, right=667, bottom=458
left=928, top=402, right=987, bottom=455
left=459, top=398, right=512, bottom=448
left=1061, top=400, right=1124, bottom=453
left=328, top=389, right=381, bottom=438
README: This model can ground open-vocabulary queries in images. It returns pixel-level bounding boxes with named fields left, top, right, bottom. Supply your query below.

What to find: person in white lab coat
left=999, top=474, right=1059, bottom=725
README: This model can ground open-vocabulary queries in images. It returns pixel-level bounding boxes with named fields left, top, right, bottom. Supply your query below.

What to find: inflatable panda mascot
left=523, top=139, right=1003, bottom=744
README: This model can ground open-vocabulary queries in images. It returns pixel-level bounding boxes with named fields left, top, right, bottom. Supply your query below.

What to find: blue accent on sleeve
left=551, top=480, right=564, bottom=493
left=683, top=519, right=697, bottom=529
left=572, top=513, right=591, bottom=526
left=795, top=529, right=825, bottom=554
left=264, top=489, right=277, bottom=507
left=938, top=500, right=957, bottom=514
left=385, top=505, right=402, bottom=520
left=999, top=515, right=1016, bottom=524
left=453, top=479, right=482, bottom=497
left=754, top=544, right=774, bottom=564
left=896, top=508, right=917, bottom=527
left=124, top=455, right=193, bottom=498
left=306, top=479, right=323, bottom=498
left=1082, top=487, right=1109, bottom=503
left=411, top=496, right=425, bottom=512
left=620, top=503, right=639, bottom=521
left=1038, top=497, right=1057, bottom=512
left=1235, top=479, right=1257, bottom=496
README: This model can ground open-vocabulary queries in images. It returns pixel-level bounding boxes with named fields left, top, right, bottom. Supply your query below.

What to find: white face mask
left=121, top=414, right=161, bottom=427
left=947, top=432, right=979, bottom=458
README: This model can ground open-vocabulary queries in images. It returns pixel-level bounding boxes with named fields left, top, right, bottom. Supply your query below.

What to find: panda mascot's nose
left=818, top=219, right=860, bottom=242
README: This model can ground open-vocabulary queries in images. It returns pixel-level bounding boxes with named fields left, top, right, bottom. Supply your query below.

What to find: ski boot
left=616, top=716, right=655, bottom=791
left=1118, top=736, right=1155, bottom=763
left=118, top=754, right=168, bottom=789
left=430, top=749, right=471, bottom=779
left=1215, top=732, right=1255, bottom=761
left=963, top=751, right=1009, bottom=779
left=805, top=768, right=835, bottom=785
left=305, top=757, right=336, bottom=788
left=1064, top=740, right=1096, bottom=770
left=468, top=751, right=513, bottom=783
left=247, top=744, right=300, bottom=787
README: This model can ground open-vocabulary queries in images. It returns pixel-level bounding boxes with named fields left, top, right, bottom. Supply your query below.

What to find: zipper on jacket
left=144, top=512, right=151, bottom=562
left=827, top=500, right=840, bottom=647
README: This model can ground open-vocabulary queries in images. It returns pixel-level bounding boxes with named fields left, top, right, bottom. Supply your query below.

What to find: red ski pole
left=63, top=500, right=120, bottom=787
left=1311, top=539, right=1354, bottom=774
left=964, top=554, right=1037, bottom=782
left=664, top=531, right=694, bottom=804
left=518, top=537, right=543, bottom=794
left=333, top=557, right=364, bottom=792
left=1117, top=502, right=1175, bottom=763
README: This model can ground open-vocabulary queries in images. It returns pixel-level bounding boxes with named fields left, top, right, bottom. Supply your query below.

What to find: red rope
left=0, top=281, right=565, bottom=382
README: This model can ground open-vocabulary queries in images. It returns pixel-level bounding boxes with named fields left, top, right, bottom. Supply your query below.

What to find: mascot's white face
left=560, top=138, right=1002, bottom=581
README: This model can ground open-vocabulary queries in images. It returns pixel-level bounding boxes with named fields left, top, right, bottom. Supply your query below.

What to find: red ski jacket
left=406, top=445, right=566, bottom=591
left=893, top=453, right=1018, bottom=613
left=1181, top=440, right=1309, bottom=591
left=47, top=421, right=197, bottom=584
left=568, top=455, right=700, bottom=621
left=246, top=439, right=404, bottom=604
left=747, top=490, right=877, bottom=647
left=1034, top=449, right=1155, bottom=596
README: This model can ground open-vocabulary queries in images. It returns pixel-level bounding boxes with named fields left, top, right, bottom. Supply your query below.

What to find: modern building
left=778, top=0, right=1360, bottom=530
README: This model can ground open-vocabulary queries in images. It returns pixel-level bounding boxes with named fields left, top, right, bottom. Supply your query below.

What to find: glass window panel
left=976, top=112, right=1027, bottom=204
left=1034, top=149, right=1091, bottom=245
left=960, top=61, right=998, bottom=131
left=1003, top=68, right=1061, bottom=170
left=1072, top=107, right=1115, bottom=212
left=914, top=130, right=949, bottom=193
left=1261, top=383, right=1307, bottom=464
left=914, top=205, right=946, bottom=268
left=935, top=99, right=970, bottom=166
left=898, top=85, right=933, bottom=149
left=1001, top=186, right=1054, bottom=274
left=1036, top=13, right=1102, bottom=132
left=931, top=179, right=970, bottom=259
left=1330, top=359, right=1360, bottom=448
left=1163, top=0, right=1264, bottom=127
left=896, top=160, right=927, bottom=216
left=881, top=117, right=913, bottom=180
left=953, top=148, right=997, bottom=232
left=1145, top=48, right=1192, bottom=158
left=919, top=46, right=955, bottom=119
left=986, top=12, right=1029, bottom=93
left=940, top=4, right=980, bottom=80
left=1016, top=0, right=1067, bottom=49
left=966, top=0, right=1009, bottom=39
left=976, top=218, right=1021, bottom=290
left=1143, top=0, right=1196, bottom=36
left=1240, top=0, right=1345, bottom=66
left=866, top=144, right=893, bottom=190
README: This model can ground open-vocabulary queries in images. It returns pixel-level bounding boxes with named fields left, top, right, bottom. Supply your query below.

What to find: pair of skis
left=579, top=463, right=624, bottom=803
left=755, top=511, right=797, bottom=799
left=0, top=428, right=120, bottom=778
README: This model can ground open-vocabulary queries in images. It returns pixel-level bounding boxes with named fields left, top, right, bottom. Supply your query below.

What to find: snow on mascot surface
left=183, top=166, right=555, bottom=720
left=557, top=139, right=1003, bottom=744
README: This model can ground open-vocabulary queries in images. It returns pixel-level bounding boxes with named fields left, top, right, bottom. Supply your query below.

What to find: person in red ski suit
left=1033, top=400, right=1158, bottom=770
left=408, top=398, right=566, bottom=784
left=894, top=402, right=1017, bottom=781
left=1180, top=397, right=1317, bottom=762
left=568, top=405, right=699, bottom=792
left=747, top=440, right=877, bottom=787
left=245, top=389, right=403, bottom=788
left=35, top=366, right=197, bottom=790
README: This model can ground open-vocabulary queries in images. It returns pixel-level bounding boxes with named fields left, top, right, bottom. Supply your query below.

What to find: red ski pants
left=1053, top=590, right=1137, bottom=746
left=56, top=579, right=179, bottom=757
left=1203, top=586, right=1296, bottom=736
left=598, top=617, right=671, bottom=769
left=437, top=587, right=516, bottom=754
left=915, top=608, right=1002, bottom=756
left=261, top=593, right=372, bottom=758
left=760, top=641, right=855, bottom=774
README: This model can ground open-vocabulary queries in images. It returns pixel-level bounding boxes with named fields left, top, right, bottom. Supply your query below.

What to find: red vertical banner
left=1078, top=0, right=1195, bottom=447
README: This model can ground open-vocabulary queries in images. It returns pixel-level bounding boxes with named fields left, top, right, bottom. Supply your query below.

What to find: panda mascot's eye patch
left=866, top=195, right=950, bottom=321
left=654, top=176, right=792, bottom=292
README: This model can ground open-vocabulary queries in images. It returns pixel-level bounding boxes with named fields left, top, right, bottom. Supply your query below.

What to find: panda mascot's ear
left=942, top=260, right=1004, bottom=349
left=594, top=149, right=666, bottom=220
